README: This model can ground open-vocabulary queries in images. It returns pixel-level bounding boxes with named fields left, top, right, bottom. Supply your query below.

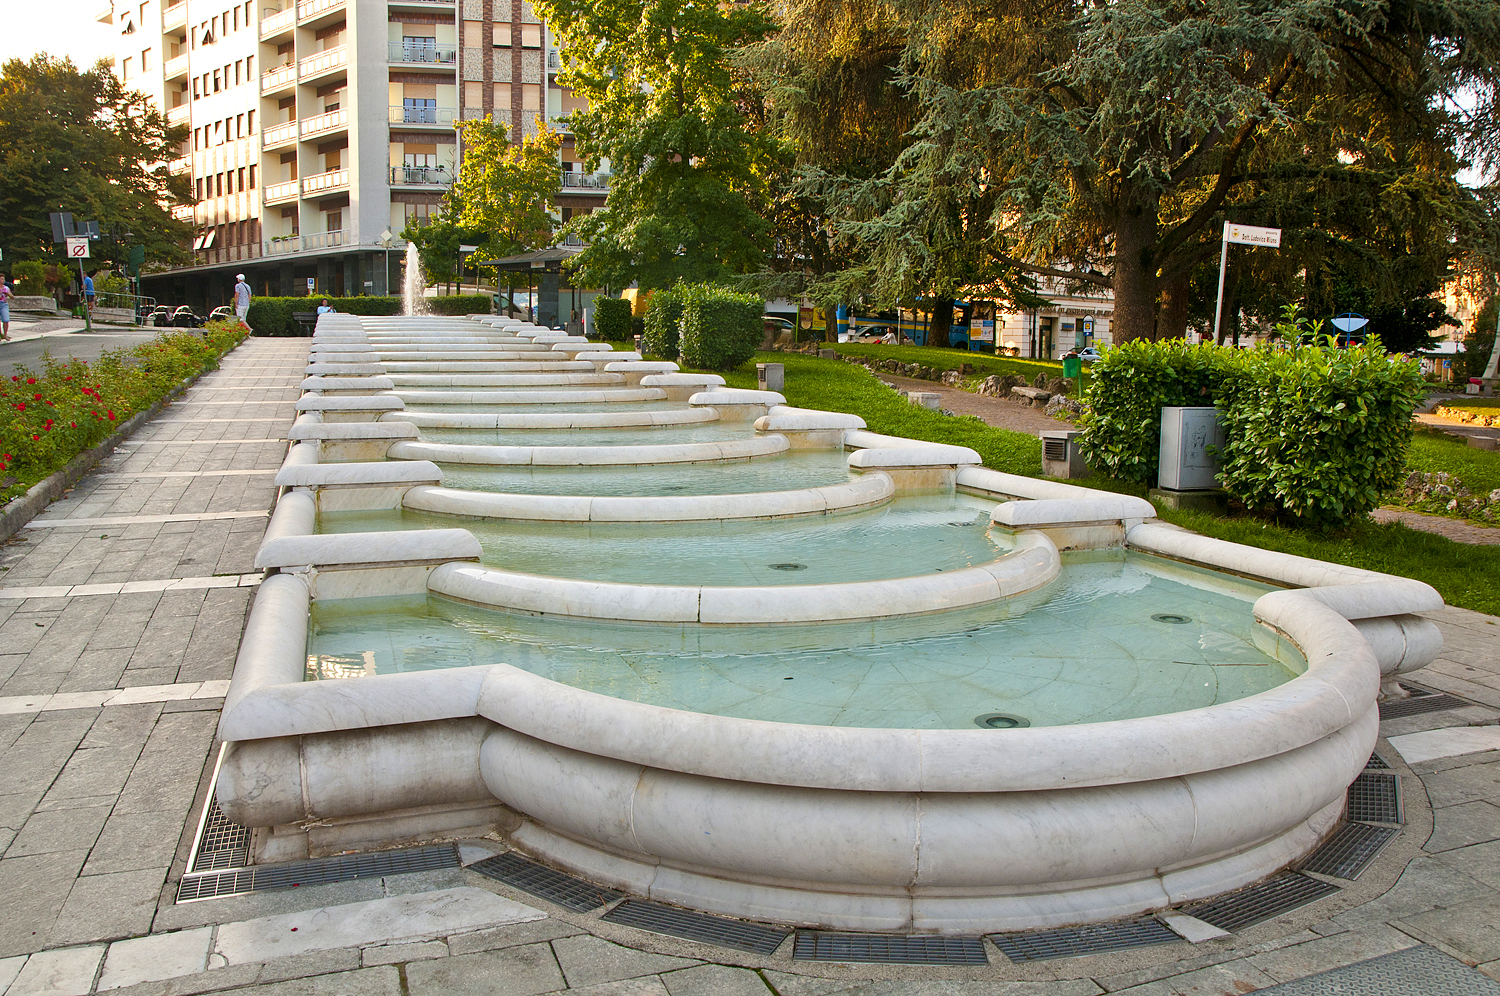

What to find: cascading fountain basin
left=217, top=313, right=1449, bottom=933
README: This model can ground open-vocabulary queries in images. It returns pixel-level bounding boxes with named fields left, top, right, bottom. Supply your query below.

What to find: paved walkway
left=877, top=373, right=1077, bottom=435
left=2, top=337, right=1500, bottom=995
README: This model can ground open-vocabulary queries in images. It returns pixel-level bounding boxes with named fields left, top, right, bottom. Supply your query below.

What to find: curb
left=0, top=341, right=246, bottom=544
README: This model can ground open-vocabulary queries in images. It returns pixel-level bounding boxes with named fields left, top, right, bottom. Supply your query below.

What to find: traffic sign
left=66, top=237, right=91, bottom=259
left=1224, top=223, right=1282, bottom=248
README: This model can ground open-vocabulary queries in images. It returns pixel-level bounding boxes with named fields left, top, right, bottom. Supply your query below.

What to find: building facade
left=100, top=0, right=608, bottom=310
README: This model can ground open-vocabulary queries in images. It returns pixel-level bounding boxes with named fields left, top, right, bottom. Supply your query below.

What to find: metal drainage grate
left=974, top=712, right=1031, bottom=729
left=1378, top=693, right=1467, bottom=720
left=1152, top=613, right=1192, bottom=624
left=793, top=932, right=988, bottom=965
left=190, top=800, right=251, bottom=873
left=990, top=918, right=1178, bottom=962
left=468, top=852, right=622, bottom=912
left=1300, top=822, right=1399, bottom=881
left=1181, top=873, right=1340, bottom=933
left=768, top=563, right=807, bottom=571
left=177, top=844, right=459, bottom=902
left=602, top=899, right=789, bottom=954
left=1347, top=771, right=1403, bottom=824
left=1365, top=752, right=1390, bottom=770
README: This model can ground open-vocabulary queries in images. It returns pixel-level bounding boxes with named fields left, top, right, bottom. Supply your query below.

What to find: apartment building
left=100, top=0, right=608, bottom=309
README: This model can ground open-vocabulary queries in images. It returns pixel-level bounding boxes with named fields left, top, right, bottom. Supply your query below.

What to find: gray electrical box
left=1041, top=430, right=1090, bottom=479
left=1158, top=407, right=1225, bottom=490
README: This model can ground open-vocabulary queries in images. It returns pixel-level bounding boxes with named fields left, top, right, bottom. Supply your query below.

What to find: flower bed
left=2, top=321, right=248, bottom=502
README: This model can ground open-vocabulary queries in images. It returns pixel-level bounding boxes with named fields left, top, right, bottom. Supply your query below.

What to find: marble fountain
left=214, top=313, right=1445, bottom=933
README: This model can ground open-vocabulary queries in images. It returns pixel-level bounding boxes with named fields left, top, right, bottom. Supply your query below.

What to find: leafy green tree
left=451, top=118, right=562, bottom=256
left=0, top=55, right=192, bottom=268
left=791, top=0, right=1500, bottom=342
left=400, top=209, right=486, bottom=294
left=534, top=0, right=778, bottom=290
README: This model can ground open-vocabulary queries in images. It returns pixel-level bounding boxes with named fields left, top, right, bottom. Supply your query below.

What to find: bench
left=292, top=311, right=318, bottom=336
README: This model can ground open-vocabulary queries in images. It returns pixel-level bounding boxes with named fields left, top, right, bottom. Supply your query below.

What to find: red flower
left=15, top=403, right=24, bottom=412
left=31, top=434, right=39, bottom=441
left=107, top=411, right=115, bottom=420
left=69, top=422, right=76, bottom=428
left=26, top=378, right=35, bottom=385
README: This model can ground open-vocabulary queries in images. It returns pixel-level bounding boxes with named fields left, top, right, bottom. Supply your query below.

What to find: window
left=232, top=5, right=238, bottom=29
left=193, top=127, right=201, bottom=149
left=141, top=48, right=152, bottom=71
left=247, top=109, right=255, bottom=133
left=493, top=83, right=511, bottom=109
left=521, top=84, right=540, bottom=110
left=212, top=68, right=220, bottom=91
left=493, top=23, right=511, bottom=46
left=234, top=60, right=240, bottom=85
left=403, top=35, right=438, bottom=60
left=246, top=55, right=253, bottom=77
left=195, top=177, right=204, bottom=199
left=249, top=164, right=256, bottom=188
left=211, top=14, right=218, bottom=35
left=192, top=78, right=200, bottom=99
left=215, top=173, right=223, bottom=197
left=521, top=24, right=541, bottom=48
left=237, top=113, right=245, bottom=137
left=238, top=167, right=246, bottom=190
left=404, top=201, right=436, bottom=226
left=121, top=56, right=134, bottom=79
left=326, top=210, right=342, bottom=232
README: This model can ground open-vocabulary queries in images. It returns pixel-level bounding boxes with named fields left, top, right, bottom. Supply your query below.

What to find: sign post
left=66, top=237, right=93, bottom=332
left=1213, top=223, right=1282, bottom=343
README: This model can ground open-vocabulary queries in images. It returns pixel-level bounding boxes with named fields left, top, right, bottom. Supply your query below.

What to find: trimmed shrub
left=1214, top=340, right=1425, bottom=529
left=427, top=294, right=493, bottom=316
left=678, top=283, right=762, bottom=372
left=593, top=297, right=633, bottom=341
left=1079, top=337, right=1426, bottom=529
left=642, top=287, right=685, bottom=360
left=246, top=296, right=400, bottom=335
left=1076, top=340, right=1224, bottom=482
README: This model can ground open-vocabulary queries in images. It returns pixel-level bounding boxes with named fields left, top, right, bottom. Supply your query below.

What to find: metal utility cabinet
left=1158, top=407, right=1225, bottom=490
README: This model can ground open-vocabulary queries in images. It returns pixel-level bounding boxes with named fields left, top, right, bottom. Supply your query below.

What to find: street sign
left=1331, top=313, right=1369, bottom=333
left=1225, top=223, right=1282, bottom=248
left=66, top=237, right=91, bottom=259
left=307, top=277, right=316, bottom=291
left=459, top=244, right=479, bottom=253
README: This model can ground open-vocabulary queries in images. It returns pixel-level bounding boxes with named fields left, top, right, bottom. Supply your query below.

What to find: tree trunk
left=1156, top=272, right=1191, bottom=341
left=931, top=297, right=955, bottom=347
left=1111, top=195, right=1159, bottom=343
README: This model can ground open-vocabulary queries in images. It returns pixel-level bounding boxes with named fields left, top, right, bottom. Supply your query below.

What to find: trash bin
left=1062, top=355, right=1082, bottom=380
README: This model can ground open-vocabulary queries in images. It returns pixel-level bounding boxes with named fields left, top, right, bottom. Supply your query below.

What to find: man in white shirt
left=234, top=274, right=251, bottom=322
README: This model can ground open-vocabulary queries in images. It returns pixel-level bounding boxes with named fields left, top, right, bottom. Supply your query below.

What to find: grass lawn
left=708, top=352, right=1499, bottom=616
left=1403, top=428, right=1500, bottom=496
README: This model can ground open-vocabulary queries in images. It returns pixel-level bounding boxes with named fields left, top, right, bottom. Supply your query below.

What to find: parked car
left=208, top=306, right=235, bottom=323
left=170, top=305, right=206, bottom=328
left=762, top=316, right=795, bottom=336
left=1077, top=346, right=1101, bottom=363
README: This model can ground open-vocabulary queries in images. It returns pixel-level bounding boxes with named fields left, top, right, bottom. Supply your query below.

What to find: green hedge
left=642, top=287, right=686, bottom=360
left=425, top=294, right=493, bottom=316
left=678, top=284, right=762, bottom=372
left=593, top=297, right=633, bottom=341
left=1078, top=338, right=1425, bottom=529
left=246, top=296, right=400, bottom=335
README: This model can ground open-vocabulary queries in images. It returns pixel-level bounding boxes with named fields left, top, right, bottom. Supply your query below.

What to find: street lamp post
left=379, top=230, right=394, bottom=297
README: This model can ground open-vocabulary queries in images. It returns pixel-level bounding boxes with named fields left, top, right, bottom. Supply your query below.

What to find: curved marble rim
left=386, top=434, right=790, bottom=466
left=425, top=529, right=1058, bottom=627
left=392, top=389, right=668, bottom=405
left=382, top=409, right=719, bottom=429
left=386, top=374, right=626, bottom=387
left=400, top=473, right=893, bottom=522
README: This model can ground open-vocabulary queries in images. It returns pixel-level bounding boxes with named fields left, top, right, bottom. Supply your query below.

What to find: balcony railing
left=560, top=171, right=609, bottom=191
left=265, top=236, right=302, bottom=256
left=391, top=165, right=453, bottom=185
left=301, top=107, right=348, bottom=139
left=261, top=61, right=297, bottom=93
left=171, top=204, right=195, bottom=221
left=302, top=168, right=349, bottom=194
left=163, top=0, right=187, bottom=30
left=259, top=6, right=295, bottom=37
left=264, top=179, right=300, bottom=203
left=168, top=155, right=191, bottom=174
left=388, top=41, right=457, bottom=63
left=389, top=104, right=457, bottom=126
left=297, top=0, right=344, bottom=21
left=163, top=53, right=189, bottom=80
left=299, top=45, right=347, bottom=81
left=302, top=230, right=346, bottom=250
left=547, top=49, right=560, bottom=70
left=165, top=104, right=190, bottom=126
left=196, top=242, right=265, bottom=265
left=262, top=119, right=299, bottom=147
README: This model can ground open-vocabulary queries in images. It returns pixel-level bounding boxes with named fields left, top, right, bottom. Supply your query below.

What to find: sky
left=1, top=0, right=119, bottom=70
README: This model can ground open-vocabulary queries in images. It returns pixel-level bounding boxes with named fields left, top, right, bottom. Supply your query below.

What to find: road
left=2, top=317, right=162, bottom=377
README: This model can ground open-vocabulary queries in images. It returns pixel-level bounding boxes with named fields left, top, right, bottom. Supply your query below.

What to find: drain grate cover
left=177, top=844, right=459, bottom=902
left=1347, top=771, right=1403, bottom=824
left=468, top=852, right=622, bottom=912
left=190, top=801, right=251, bottom=873
left=990, top=918, right=1178, bottom=962
left=768, top=563, right=807, bottom=571
left=602, top=899, right=789, bottom=954
left=1300, top=822, right=1399, bottom=880
left=1152, top=613, right=1192, bottom=624
left=1181, top=873, right=1340, bottom=933
left=793, top=932, right=987, bottom=965
left=1378, top=693, right=1466, bottom=719
left=1252, top=944, right=1500, bottom=994
left=1365, top=752, right=1390, bottom=770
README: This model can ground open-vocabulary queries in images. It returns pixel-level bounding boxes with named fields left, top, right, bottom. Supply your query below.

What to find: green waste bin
left=1062, top=355, right=1082, bottom=380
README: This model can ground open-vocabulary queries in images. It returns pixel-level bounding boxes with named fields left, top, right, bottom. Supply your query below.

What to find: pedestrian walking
left=82, top=270, right=96, bottom=312
left=234, top=273, right=252, bottom=322
left=0, top=274, right=11, bottom=340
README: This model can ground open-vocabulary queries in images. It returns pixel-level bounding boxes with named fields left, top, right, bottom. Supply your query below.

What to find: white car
left=1077, top=346, right=1102, bottom=363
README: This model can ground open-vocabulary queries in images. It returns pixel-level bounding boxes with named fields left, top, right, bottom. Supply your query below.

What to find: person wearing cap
left=233, top=274, right=252, bottom=322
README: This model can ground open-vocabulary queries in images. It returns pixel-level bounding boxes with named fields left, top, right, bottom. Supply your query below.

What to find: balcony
left=388, top=41, right=457, bottom=64
left=163, top=53, right=189, bottom=81
left=297, top=0, right=344, bottom=24
left=168, top=155, right=191, bottom=174
left=265, top=235, right=302, bottom=256
left=390, top=165, right=453, bottom=186
left=301, top=107, right=348, bottom=140
left=197, top=242, right=265, bottom=265
left=302, top=168, right=349, bottom=194
left=302, top=230, right=347, bottom=250
left=166, top=104, right=191, bottom=126
left=547, top=49, right=560, bottom=70
left=560, top=171, right=609, bottom=191
left=389, top=104, right=457, bottom=127
left=299, top=45, right=348, bottom=84
left=171, top=204, right=195, bottom=221
left=261, top=61, right=297, bottom=95
left=259, top=6, right=296, bottom=39
left=163, top=0, right=187, bottom=31
left=264, top=178, right=300, bottom=204
left=262, top=118, right=299, bottom=148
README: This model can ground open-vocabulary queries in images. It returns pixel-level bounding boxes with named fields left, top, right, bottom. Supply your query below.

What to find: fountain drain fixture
left=769, top=563, right=808, bottom=571
left=975, top=712, right=1030, bottom=729
left=1152, top=613, right=1192, bottom=624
